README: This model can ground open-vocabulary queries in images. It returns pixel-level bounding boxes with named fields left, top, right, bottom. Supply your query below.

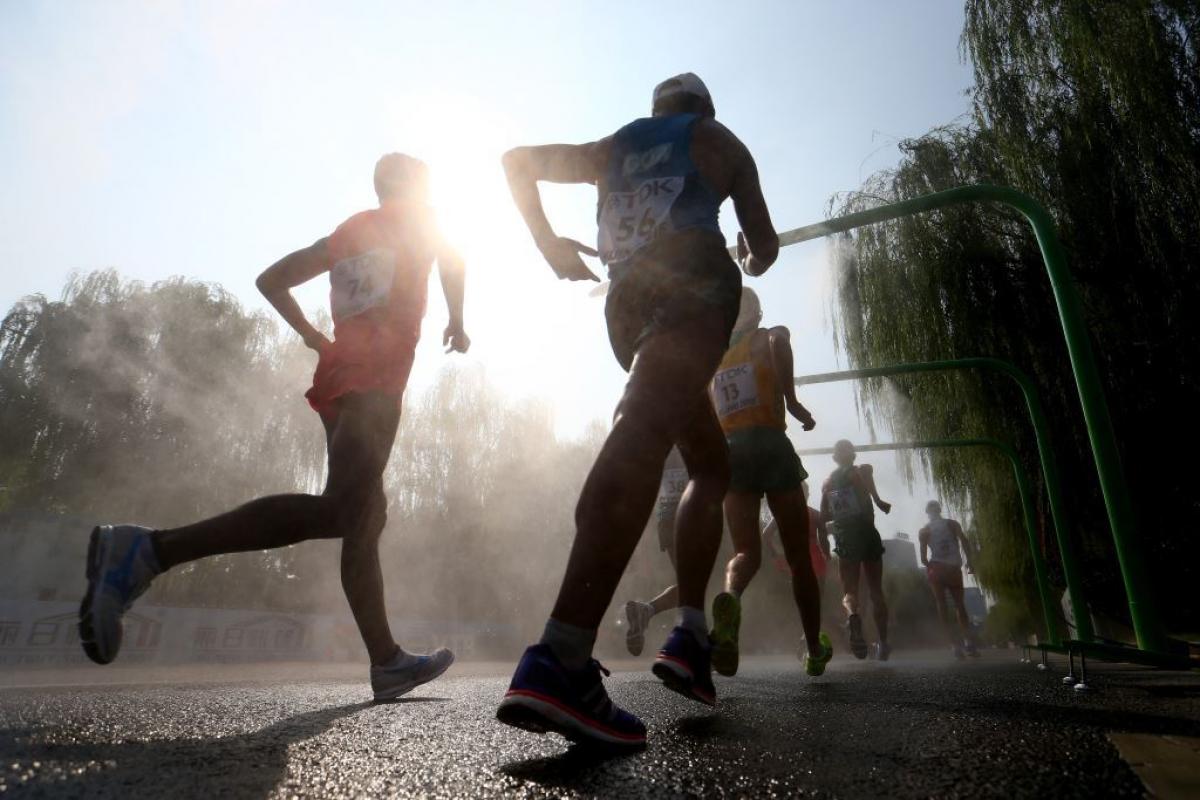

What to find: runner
left=707, top=288, right=832, bottom=678
left=918, top=500, right=979, bottom=659
left=78, top=154, right=469, bottom=701
left=496, top=72, right=779, bottom=748
left=820, top=440, right=893, bottom=660
left=622, top=447, right=686, bottom=657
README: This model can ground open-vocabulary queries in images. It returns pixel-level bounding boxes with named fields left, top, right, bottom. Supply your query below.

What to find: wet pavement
left=2, top=651, right=1198, bottom=798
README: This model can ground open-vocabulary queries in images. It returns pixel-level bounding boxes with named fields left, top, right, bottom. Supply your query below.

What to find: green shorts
left=832, top=523, right=885, bottom=563
left=726, top=426, right=808, bottom=495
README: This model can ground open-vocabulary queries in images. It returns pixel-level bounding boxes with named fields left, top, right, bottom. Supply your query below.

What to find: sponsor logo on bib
left=330, top=248, right=395, bottom=321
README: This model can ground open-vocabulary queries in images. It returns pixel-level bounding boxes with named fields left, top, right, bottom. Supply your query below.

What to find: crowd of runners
left=77, top=73, right=979, bottom=750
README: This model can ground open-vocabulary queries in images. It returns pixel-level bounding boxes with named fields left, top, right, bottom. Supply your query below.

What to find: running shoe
left=497, top=644, right=646, bottom=749
left=78, top=525, right=161, bottom=665
left=846, top=613, right=868, bottom=660
left=953, top=644, right=966, bottom=661
left=803, top=632, right=834, bottom=677
left=873, top=641, right=892, bottom=662
left=371, top=648, right=455, bottom=701
left=965, top=640, right=980, bottom=658
left=709, top=592, right=741, bottom=677
left=624, top=600, right=653, bottom=657
left=652, top=626, right=716, bottom=707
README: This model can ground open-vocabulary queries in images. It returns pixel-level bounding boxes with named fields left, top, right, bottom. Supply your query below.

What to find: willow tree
left=832, top=1, right=1199, bottom=633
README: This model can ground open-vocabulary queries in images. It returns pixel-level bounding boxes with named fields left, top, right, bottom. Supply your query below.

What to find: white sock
left=540, top=618, right=596, bottom=671
left=380, top=646, right=420, bottom=670
left=677, top=606, right=708, bottom=645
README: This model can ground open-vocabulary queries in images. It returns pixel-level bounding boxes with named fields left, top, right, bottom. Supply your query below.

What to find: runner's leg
left=929, top=574, right=956, bottom=646
left=153, top=392, right=402, bottom=664
left=840, top=558, right=862, bottom=618
left=548, top=315, right=728, bottom=637
left=767, top=488, right=822, bottom=658
left=151, top=393, right=397, bottom=567
left=948, top=581, right=972, bottom=644
left=863, top=559, right=889, bottom=644
left=673, top=393, right=733, bottom=616
left=723, top=492, right=763, bottom=596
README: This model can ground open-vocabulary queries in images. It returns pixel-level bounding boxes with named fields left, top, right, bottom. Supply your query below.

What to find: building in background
left=883, top=531, right=920, bottom=573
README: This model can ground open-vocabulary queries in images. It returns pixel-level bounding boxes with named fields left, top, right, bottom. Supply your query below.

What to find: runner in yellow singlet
left=707, top=288, right=832, bottom=677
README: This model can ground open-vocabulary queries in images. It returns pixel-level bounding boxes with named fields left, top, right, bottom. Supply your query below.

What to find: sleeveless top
left=826, top=465, right=873, bottom=533
left=711, top=330, right=784, bottom=433
left=596, top=113, right=723, bottom=266
left=924, top=518, right=962, bottom=566
left=326, top=203, right=437, bottom=342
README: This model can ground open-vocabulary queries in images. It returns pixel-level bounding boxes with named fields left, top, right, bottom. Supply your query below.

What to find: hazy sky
left=0, top=1, right=979, bottom=550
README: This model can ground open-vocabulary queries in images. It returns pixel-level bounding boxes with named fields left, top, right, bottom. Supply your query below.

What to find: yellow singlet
left=710, top=329, right=784, bottom=433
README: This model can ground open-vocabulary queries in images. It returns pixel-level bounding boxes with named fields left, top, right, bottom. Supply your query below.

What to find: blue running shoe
left=78, top=525, right=161, bottom=665
left=652, top=626, right=716, bottom=707
left=497, top=644, right=646, bottom=749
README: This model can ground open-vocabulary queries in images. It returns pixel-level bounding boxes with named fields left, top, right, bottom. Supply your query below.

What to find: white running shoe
left=624, top=601, right=653, bottom=656
left=371, top=648, right=455, bottom=702
left=78, top=525, right=161, bottom=665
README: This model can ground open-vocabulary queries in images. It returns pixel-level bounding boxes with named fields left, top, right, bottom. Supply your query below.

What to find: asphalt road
left=2, top=651, right=1198, bottom=798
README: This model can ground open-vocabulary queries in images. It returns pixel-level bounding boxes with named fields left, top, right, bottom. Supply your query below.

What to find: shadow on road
left=500, top=741, right=644, bottom=796
left=2, top=701, right=372, bottom=798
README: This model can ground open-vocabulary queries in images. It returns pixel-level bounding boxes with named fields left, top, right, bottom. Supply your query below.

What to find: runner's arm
left=501, top=141, right=608, bottom=282
left=726, top=130, right=779, bottom=276
left=918, top=527, right=930, bottom=567
left=437, top=242, right=469, bottom=354
left=952, top=520, right=974, bottom=573
left=767, top=326, right=815, bottom=430
left=858, top=465, right=892, bottom=514
left=816, top=514, right=832, bottom=558
left=256, top=237, right=332, bottom=352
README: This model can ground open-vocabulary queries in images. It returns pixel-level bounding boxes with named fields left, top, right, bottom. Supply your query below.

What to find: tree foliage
left=0, top=271, right=601, bottom=630
left=830, top=1, right=1199, bottom=633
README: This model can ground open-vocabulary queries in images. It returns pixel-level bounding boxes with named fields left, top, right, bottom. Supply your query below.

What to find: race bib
left=828, top=487, right=863, bottom=523
left=657, top=467, right=688, bottom=518
left=330, top=248, right=395, bottom=321
left=712, top=362, right=758, bottom=418
left=598, top=176, right=683, bottom=263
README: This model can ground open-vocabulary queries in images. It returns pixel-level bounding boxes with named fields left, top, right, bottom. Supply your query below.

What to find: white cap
left=652, top=72, right=712, bottom=109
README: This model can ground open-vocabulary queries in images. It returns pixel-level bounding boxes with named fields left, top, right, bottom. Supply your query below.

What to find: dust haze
left=0, top=270, right=948, bottom=669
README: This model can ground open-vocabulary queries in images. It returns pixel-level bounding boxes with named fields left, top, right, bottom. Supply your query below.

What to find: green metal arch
left=795, top=358, right=1092, bottom=643
left=766, top=183, right=1161, bottom=653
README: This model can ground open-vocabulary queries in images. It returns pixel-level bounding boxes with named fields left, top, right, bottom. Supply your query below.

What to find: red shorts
left=926, top=562, right=964, bottom=591
left=305, top=323, right=417, bottom=415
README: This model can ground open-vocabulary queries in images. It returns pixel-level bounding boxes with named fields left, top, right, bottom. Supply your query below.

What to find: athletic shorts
left=305, top=322, right=417, bottom=415
left=926, top=561, right=964, bottom=591
left=727, top=427, right=808, bottom=495
left=832, top=522, right=885, bottom=563
left=604, top=230, right=741, bottom=372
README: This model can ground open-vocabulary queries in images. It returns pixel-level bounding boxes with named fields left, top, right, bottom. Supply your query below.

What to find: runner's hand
left=788, top=399, right=816, bottom=431
left=878, top=500, right=893, bottom=515
left=538, top=236, right=600, bottom=282
left=303, top=330, right=331, bottom=353
left=443, top=321, right=471, bottom=354
left=737, top=232, right=769, bottom=276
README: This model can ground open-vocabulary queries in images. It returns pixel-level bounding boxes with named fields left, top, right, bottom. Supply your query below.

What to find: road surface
left=3, top=651, right=1198, bottom=797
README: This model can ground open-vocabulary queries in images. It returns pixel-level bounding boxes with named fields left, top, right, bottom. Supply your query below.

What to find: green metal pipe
left=799, top=438, right=1062, bottom=646
left=794, top=358, right=1093, bottom=643
left=772, top=184, right=1163, bottom=652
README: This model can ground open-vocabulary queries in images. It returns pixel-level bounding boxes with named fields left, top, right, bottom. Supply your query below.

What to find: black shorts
left=727, top=427, right=808, bottom=494
left=604, top=230, right=742, bottom=371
